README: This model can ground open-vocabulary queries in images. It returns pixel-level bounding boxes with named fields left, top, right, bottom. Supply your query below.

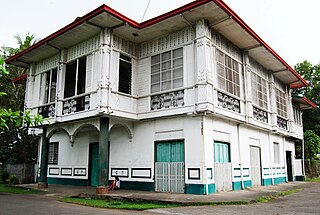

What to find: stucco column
left=38, top=127, right=49, bottom=189
left=96, top=117, right=110, bottom=194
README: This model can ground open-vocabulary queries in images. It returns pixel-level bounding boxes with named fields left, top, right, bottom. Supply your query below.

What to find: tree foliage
left=0, top=33, right=41, bottom=165
left=294, top=61, right=320, bottom=159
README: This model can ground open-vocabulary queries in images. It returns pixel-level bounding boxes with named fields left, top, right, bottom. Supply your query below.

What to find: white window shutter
left=85, top=54, right=93, bottom=93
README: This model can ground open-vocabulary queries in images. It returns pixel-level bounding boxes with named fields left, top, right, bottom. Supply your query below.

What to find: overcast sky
left=1, top=0, right=319, bottom=67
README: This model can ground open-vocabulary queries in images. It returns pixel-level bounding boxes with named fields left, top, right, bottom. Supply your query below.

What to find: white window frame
left=151, top=47, right=183, bottom=93
left=40, top=68, right=57, bottom=104
left=48, top=142, right=59, bottom=165
left=251, top=72, right=268, bottom=110
left=275, top=87, right=287, bottom=118
left=216, top=49, right=241, bottom=97
left=293, top=104, right=302, bottom=125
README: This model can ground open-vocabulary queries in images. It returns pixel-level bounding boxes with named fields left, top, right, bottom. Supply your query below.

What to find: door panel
left=286, top=151, right=293, bottom=181
left=155, top=141, right=184, bottom=193
left=250, top=146, right=262, bottom=186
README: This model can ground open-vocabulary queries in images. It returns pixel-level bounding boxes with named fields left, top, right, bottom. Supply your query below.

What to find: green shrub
left=0, top=171, right=9, bottom=184
left=6, top=175, right=19, bottom=184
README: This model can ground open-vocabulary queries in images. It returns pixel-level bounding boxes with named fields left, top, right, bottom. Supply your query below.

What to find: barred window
left=48, top=142, right=59, bottom=165
left=216, top=49, right=240, bottom=97
left=275, top=88, right=287, bottom=118
left=251, top=72, right=268, bottom=109
left=151, top=48, right=183, bottom=93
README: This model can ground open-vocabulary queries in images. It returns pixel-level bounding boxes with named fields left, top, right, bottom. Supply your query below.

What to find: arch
left=109, top=123, right=133, bottom=140
left=72, top=123, right=100, bottom=139
left=46, top=127, right=70, bottom=139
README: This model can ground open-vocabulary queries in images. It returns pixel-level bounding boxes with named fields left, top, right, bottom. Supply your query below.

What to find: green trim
left=99, top=117, right=110, bottom=186
left=47, top=177, right=88, bottom=186
left=185, top=184, right=206, bottom=195
left=115, top=181, right=154, bottom=191
left=262, top=178, right=273, bottom=186
left=232, top=180, right=252, bottom=190
left=295, top=176, right=305, bottom=181
left=273, top=177, right=286, bottom=184
left=207, top=183, right=215, bottom=194
left=39, top=127, right=49, bottom=183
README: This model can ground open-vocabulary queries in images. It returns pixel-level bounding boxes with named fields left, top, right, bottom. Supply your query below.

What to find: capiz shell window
left=151, top=48, right=183, bottom=93
left=216, top=49, right=240, bottom=97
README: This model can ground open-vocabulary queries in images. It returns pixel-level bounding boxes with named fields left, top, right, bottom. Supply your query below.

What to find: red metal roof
left=6, top=0, right=308, bottom=88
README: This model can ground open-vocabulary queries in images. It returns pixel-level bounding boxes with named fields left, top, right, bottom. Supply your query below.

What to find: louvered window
left=118, top=54, right=132, bottom=94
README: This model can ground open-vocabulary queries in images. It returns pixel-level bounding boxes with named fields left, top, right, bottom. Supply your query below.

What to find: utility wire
left=140, top=0, right=151, bottom=22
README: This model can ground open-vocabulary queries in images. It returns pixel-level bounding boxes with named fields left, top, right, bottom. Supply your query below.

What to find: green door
left=155, top=141, right=185, bottom=193
left=90, top=143, right=99, bottom=186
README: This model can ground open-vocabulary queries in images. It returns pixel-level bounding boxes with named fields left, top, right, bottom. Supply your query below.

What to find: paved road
left=148, top=182, right=320, bottom=215
left=0, top=182, right=319, bottom=215
left=0, top=193, right=150, bottom=215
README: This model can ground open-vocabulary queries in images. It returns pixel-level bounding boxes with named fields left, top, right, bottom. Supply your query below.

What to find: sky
left=1, top=0, right=319, bottom=67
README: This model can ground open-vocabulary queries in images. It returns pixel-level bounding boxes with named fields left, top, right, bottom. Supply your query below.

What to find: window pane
left=151, top=74, right=160, bottom=83
left=173, top=78, right=183, bottom=88
left=173, top=68, right=183, bottom=79
left=216, top=50, right=224, bottom=63
left=151, top=54, right=160, bottom=65
left=173, top=58, right=183, bottom=68
left=151, top=84, right=160, bottom=93
left=44, top=71, right=50, bottom=103
left=77, top=57, right=86, bottom=95
left=173, top=48, right=183, bottom=58
left=161, top=80, right=171, bottom=91
left=162, top=71, right=171, bottom=81
left=64, top=61, right=76, bottom=98
left=162, top=51, right=171, bottom=61
left=151, top=64, right=160, bottom=74
left=162, top=61, right=171, bottom=71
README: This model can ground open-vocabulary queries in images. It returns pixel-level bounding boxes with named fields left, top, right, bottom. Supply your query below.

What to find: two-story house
left=7, top=0, right=316, bottom=195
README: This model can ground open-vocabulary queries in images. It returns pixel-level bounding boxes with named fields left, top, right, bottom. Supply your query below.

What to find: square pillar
left=38, top=127, right=49, bottom=189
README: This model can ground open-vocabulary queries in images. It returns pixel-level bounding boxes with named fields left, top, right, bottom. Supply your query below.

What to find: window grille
left=275, top=88, right=287, bottom=118
left=48, top=142, right=59, bottom=165
left=251, top=72, right=268, bottom=109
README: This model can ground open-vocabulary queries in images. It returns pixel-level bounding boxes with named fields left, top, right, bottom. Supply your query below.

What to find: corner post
left=96, top=117, right=110, bottom=194
left=38, top=127, right=49, bottom=189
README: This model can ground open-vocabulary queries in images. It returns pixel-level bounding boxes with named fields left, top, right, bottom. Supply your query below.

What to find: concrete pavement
left=15, top=181, right=313, bottom=204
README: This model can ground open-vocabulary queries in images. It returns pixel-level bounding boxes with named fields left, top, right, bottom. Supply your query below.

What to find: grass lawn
left=256, top=189, right=301, bottom=203
left=0, top=184, right=43, bottom=194
left=61, top=197, right=183, bottom=210
left=306, top=178, right=320, bottom=182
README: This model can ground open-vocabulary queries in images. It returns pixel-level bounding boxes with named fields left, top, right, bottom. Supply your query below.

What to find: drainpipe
left=237, top=123, right=244, bottom=189
left=268, top=132, right=274, bottom=185
left=302, top=139, right=305, bottom=179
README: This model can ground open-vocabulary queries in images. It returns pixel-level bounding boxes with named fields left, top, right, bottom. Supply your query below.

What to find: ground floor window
left=48, top=142, right=59, bottom=165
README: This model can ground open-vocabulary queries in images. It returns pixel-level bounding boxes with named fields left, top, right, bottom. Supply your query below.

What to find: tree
left=0, top=33, right=42, bottom=165
left=294, top=61, right=320, bottom=159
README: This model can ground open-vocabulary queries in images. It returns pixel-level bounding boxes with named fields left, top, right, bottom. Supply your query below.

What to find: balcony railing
left=63, top=95, right=90, bottom=115
left=217, top=91, right=240, bottom=113
left=38, top=104, right=55, bottom=118
left=253, top=106, right=268, bottom=123
left=277, top=116, right=288, bottom=130
left=151, top=90, right=184, bottom=110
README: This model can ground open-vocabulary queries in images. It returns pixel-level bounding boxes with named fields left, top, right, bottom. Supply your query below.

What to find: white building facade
left=7, top=0, right=314, bottom=194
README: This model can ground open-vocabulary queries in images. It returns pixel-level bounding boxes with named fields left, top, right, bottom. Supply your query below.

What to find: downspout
left=237, top=123, right=244, bottom=189
left=268, top=132, right=274, bottom=185
left=302, top=138, right=305, bottom=178
left=202, top=114, right=209, bottom=195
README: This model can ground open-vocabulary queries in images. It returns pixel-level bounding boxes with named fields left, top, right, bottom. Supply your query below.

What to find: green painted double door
left=155, top=141, right=185, bottom=193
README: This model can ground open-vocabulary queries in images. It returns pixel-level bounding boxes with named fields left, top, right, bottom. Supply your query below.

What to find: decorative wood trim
left=61, top=168, right=72, bottom=176
left=74, top=168, right=86, bottom=176
left=131, top=168, right=152, bottom=179
left=188, top=168, right=200, bottom=180
left=49, top=168, right=59, bottom=175
left=111, top=168, right=129, bottom=178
